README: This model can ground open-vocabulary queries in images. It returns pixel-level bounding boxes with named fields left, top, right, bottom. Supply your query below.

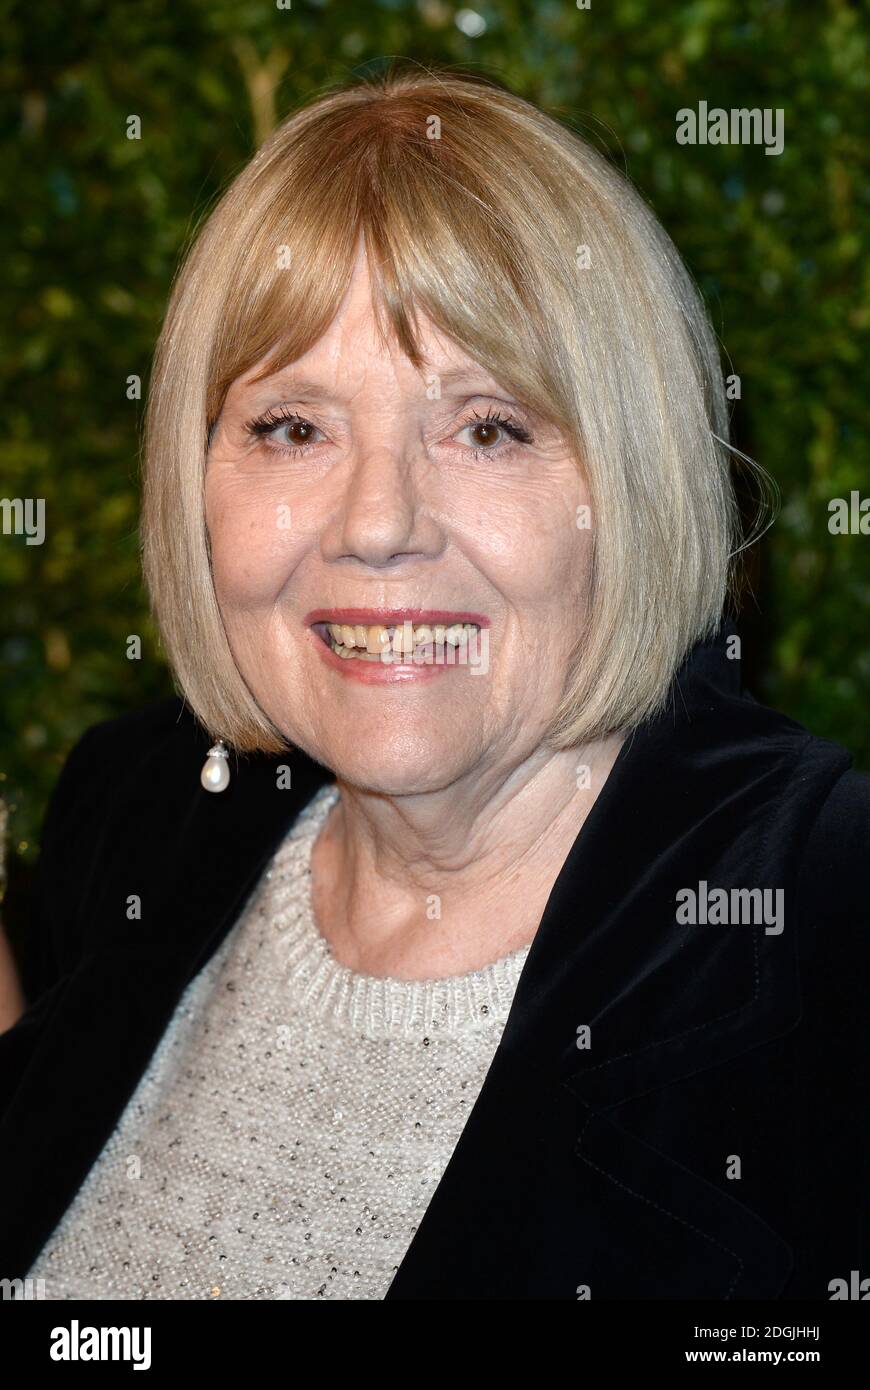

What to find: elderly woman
left=0, top=68, right=866, bottom=1302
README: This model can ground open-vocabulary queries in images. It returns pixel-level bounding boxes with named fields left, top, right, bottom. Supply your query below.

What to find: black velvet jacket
left=1, top=627, right=867, bottom=1299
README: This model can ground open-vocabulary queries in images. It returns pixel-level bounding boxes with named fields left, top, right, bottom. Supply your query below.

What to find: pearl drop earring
left=201, top=739, right=231, bottom=793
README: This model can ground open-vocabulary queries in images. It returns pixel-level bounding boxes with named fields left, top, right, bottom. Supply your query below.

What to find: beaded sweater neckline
left=260, top=782, right=533, bottom=1040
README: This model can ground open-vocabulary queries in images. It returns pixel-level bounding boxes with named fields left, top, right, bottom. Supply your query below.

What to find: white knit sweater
left=27, top=783, right=531, bottom=1300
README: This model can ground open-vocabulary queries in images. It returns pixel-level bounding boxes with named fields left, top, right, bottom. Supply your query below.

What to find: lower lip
left=307, top=628, right=475, bottom=684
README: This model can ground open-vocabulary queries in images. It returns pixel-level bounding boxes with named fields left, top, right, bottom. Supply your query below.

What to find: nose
left=321, top=438, right=442, bottom=568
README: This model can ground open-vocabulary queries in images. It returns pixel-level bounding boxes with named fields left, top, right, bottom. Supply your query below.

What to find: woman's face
left=206, top=248, right=593, bottom=794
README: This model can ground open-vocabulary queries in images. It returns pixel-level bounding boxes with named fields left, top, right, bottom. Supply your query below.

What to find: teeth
left=321, top=621, right=480, bottom=659
left=366, top=626, right=390, bottom=654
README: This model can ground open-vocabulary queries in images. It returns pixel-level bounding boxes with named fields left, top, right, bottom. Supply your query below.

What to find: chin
left=315, top=738, right=475, bottom=796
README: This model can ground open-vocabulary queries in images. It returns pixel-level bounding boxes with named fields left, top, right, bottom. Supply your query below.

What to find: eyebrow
left=426, top=367, right=514, bottom=395
left=246, top=374, right=336, bottom=401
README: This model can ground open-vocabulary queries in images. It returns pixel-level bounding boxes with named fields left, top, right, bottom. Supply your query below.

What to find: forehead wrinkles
left=314, top=301, right=487, bottom=391
left=234, top=348, right=505, bottom=413
left=228, top=257, right=510, bottom=411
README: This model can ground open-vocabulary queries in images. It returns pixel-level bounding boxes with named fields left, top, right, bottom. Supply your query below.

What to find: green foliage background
left=1, top=0, right=868, bottom=904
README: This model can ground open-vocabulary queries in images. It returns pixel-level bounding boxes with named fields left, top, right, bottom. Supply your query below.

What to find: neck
left=309, top=732, right=625, bottom=979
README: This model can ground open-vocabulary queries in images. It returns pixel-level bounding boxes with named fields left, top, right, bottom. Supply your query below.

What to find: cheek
left=206, top=484, right=301, bottom=609
left=452, top=475, right=592, bottom=611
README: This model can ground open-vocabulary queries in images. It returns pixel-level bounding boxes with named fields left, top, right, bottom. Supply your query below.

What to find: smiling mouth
left=311, top=619, right=482, bottom=662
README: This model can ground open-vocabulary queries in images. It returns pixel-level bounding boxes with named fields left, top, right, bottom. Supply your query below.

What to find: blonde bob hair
left=142, top=65, right=740, bottom=755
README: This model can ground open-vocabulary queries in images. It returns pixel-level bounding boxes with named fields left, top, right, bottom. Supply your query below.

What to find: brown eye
left=469, top=422, right=502, bottom=448
left=244, top=408, right=323, bottom=453
left=457, top=411, right=532, bottom=454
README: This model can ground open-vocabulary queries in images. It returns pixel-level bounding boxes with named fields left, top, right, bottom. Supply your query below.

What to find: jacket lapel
left=386, top=636, right=852, bottom=1299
